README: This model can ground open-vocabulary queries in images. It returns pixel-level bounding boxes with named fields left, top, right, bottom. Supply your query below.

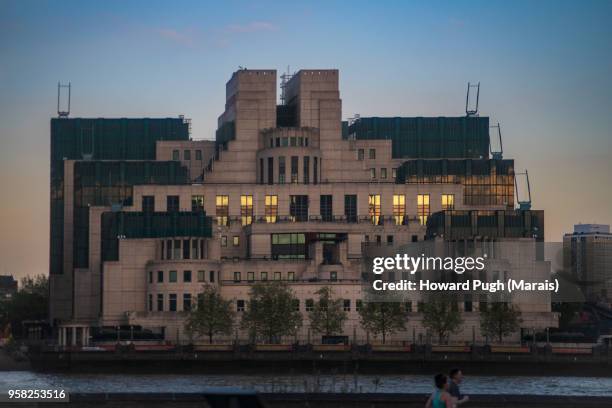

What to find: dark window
left=169, top=294, right=177, bottom=312
left=183, top=270, right=192, bottom=283
left=291, top=156, right=299, bottom=183
left=157, top=270, right=164, bottom=283
left=259, top=158, right=264, bottom=184
left=247, top=272, right=254, bottom=282
left=344, top=195, right=357, bottom=223
left=306, top=299, right=314, bottom=312
left=320, top=195, right=333, bottom=222
left=167, top=195, right=179, bottom=212
left=209, top=270, right=215, bottom=283
left=195, top=150, right=202, bottom=160
left=166, top=240, right=172, bottom=259
left=237, top=299, right=245, bottom=312
left=148, top=294, right=153, bottom=311
left=191, top=195, right=204, bottom=212
left=184, top=150, right=191, bottom=160
left=183, top=294, right=192, bottom=311
left=330, top=271, right=338, bottom=281
left=169, top=270, right=177, bottom=282
left=157, top=294, right=164, bottom=311
left=271, top=233, right=307, bottom=260
left=172, top=150, right=179, bottom=161
left=183, top=239, right=190, bottom=259
left=267, top=157, right=274, bottom=185
left=303, top=156, right=310, bottom=184
left=358, top=149, right=364, bottom=160
left=197, top=270, right=205, bottom=282
left=313, top=157, right=318, bottom=184
left=369, top=148, right=376, bottom=159
left=343, top=299, right=351, bottom=311
left=142, top=196, right=155, bottom=213
left=234, top=272, right=241, bottom=282
left=290, top=195, right=308, bottom=222
left=278, top=156, right=286, bottom=184
left=148, top=271, right=153, bottom=283
left=387, top=235, right=394, bottom=245
left=221, top=236, right=227, bottom=247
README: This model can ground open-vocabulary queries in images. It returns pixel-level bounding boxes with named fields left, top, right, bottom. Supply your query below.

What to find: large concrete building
left=564, top=224, right=612, bottom=304
left=49, top=69, right=556, bottom=346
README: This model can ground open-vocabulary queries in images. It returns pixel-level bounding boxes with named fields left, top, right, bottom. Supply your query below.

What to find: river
left=1, top=371, right=611, bottom=396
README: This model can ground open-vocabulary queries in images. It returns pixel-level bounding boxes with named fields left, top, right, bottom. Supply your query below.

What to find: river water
left=1, top=371, right=611, bottom=396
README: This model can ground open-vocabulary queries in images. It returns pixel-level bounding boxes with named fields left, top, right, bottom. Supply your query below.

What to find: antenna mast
left=465, top=82, right=480, bottom=116
left=57, top=82, right=71, bottom=118
left=490, top=122, right=503, bottom=159
left=515, top=169, right=532, bottom=210
left=280, top=66, right=293, bottom=105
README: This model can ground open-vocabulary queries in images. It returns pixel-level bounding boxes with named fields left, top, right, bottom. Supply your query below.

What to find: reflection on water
left=0, top=372, right=611, bottom=396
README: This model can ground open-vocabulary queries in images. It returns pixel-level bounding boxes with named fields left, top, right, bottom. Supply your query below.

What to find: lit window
left=368, top=194, right=381, bottom=225
left=393, top=194, right=405, bottom=225
left=216, top=195, right=229, bottom=226
left=417, top=194, right=430, bottom=225
left=381, top=168, right=387, bottom=179
left=261, top=271, right=268, bottom=281
left=392, top=168, right=397, bottom=179
left=247, top=272, right=254, bottom=282
left=234, top=272, right=241, bottom=282
left=265, top=195, right=278, bottom=223
left=442, top=194, right=455, bottom=210
left=274, top=272, right=281, bottom=280
left=233, top=236, right=240, bottom=246
left=197, top=271, right=206, bottom=282
left=370, top=168, right=376, bottom=179
left=191, top=195, right=204, bottom=212
left=288, top=271, right=295, bottom=281
left=169, top=270, right=177, bottom=283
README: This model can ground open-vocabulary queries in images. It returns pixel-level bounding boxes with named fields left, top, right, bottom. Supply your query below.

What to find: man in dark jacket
left=449, top=368, right=470, bottom=405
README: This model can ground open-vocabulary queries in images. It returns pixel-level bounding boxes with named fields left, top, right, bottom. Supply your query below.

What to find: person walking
left=425, top=374, right=454, bottom=408
left=448, top=368, right=469, bottom=405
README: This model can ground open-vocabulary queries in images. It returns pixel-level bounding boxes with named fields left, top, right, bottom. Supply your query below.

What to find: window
left=291, top=156, right=299, bottom=183
left=376, top=235, right=382, bottom=245
left=368, top=194, right=381, bottom=225
left=183, top=294, right=192, bottom=311
left=417, top=194, right=430, bottom=225
left=271, top=233, right=307, bottom=260
left=166, top=239, right=172, bottom=259
left=274, top=271, right=281, bottom=280
left=358, top=149, right=364, bottom=160
left=247, top=272, right=255, bottom=282
left=142, top=196, right=155, bottom=213
left=173, top=239, right=181, bottom=259
left=405, top=302, right=412, bottom=312
left=157, top=294, right=164, bottom=311
left=240, top=195, right=253, bottom=225
left=442, top=194, right=455, bottom=210
left=370, top=168, right=376, bottom=179
left=169, top=294, right=177, bottom=312
left=192, top=195, right=204, bottom=212
left=148, top=271, right=153, bottom=284
left=288, top=271, right=295, bottom=281
left=172, top=150, right=179, bottom=161
left=330, top=271, right=338, bottom=281
left=290, top=137, right=296, bottom=147
left=183, top=239, right=190, bottom=260
left=267, top=157, right=274, bottom=185
left=234, top=272, right=241, bottom=282
left=209, top=270, right=215, bottom=283
left=157, top=270, right=164, bottom=283
left=261, top=271, right=268, bottom=281
left=221, top=235, right=227, bottom=247
left=148, top=294, right=153, bottom=311
left=393, top=194, right=405, bottom=225
left=183, top=270, right=192, bottom=283
left=320, top=195, right=333, bottom=222
left=169, top=270, right=177, bottom=283
left=381, top=168, right=387, bottom=179
left=197, top=270, right=206, bottom=282
left=167, top=195, right=179, bottom=213
left=387, top=235, right=394, bottom=245
left=192, top=240, right=200, bottom=259
left=216, top=195, right=229, bottom=226
left=195, top=150, right=202, bottom=160
left=237, top=299, right=245, bottom=312
left=392, top=168, right=397, bottom=179
left=343, top=299, right=351, bottom=312
left=306, top=299, right=314, bottom=312
left=184, top=150, right=191, bottom=160
left=265, top=195, right=278, bottom=223
left=281, top=137, right=288, bottom=147
left=289, top=195, right=308, bottom=222
left=344, top=195, right=357, bottom=223
left=233, top=236, right=240, bottom=246
left=313, top=157, right=318, bottom=184
left=356, top=299, right=363, bottom=312
left=303, top=156, right=310, bottom=184
left=293, top=299, right=300, bottom=312
left=369, top=148, right=376, bottom=159
left=259, top=158, right=264, bottom=184
left=278, top=156, right=286, bottom=184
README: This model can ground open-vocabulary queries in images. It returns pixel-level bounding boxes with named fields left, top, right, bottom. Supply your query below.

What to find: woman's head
left=434, top=373, right=448, bottom=390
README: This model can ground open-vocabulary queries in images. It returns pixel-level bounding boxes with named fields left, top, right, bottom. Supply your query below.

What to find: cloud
left=224, top=21, right=277, bottom=34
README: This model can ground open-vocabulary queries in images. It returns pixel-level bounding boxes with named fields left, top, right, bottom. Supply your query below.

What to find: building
left=49, top=69, right=556, bottom=346
left=0, top=275, right=18, bottom=300
left=564, top=224, right=612, bottom=304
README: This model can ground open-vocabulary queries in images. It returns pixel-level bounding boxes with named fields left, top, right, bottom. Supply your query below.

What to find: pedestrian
left=425, top=373, right=454, bottom=408
left=448, top=368, right=469, bottom=405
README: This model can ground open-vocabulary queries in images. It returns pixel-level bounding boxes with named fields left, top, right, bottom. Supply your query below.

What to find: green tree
left=358, top=302, right=407, bottom=344
left=421, top=295, right=463, bottom=344
left=241, top=282, right=302, bottom=344
left=480, top=303, right=523, bottom=343
left=308, top=286, right=347, bottom=338
left=0, top=275, right=48, bottom=339
left=185, top=285, right=235, bottom=344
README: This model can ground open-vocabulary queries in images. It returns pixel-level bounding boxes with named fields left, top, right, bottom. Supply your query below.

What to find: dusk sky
left=1, top=0, right=611, bottom=280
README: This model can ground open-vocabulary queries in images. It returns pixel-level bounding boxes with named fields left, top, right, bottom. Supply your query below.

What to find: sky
left=0, top=0, right=611, bottom=280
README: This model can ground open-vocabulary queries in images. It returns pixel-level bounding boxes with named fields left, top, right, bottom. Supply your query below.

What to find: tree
left=185, top=285, right=235, bottom=344
left=0, top=275, right=48, bottom=339
left=480, top=303, right=522, bottom=343
left=241, top=282, right=302, bottom=344
left=421, top=294, right=463, bottom=344
left=358, top=302, right=406, bottom=344
left=308, top=286, right=347, bottom=338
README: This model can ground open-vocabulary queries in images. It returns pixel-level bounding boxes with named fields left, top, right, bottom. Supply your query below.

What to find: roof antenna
left=57, top=82, right=71, bottom=118
left=465, top=82, right=480, bottom=117
left=490, top=122, right=503, bottom=159
left=280, top=65, right=293, bottom=105
left=515, top=169, right=532, bottom=210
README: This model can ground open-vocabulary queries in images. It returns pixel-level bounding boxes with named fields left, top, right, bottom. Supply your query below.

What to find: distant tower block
left=57, top=82, right=71, bottom=118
